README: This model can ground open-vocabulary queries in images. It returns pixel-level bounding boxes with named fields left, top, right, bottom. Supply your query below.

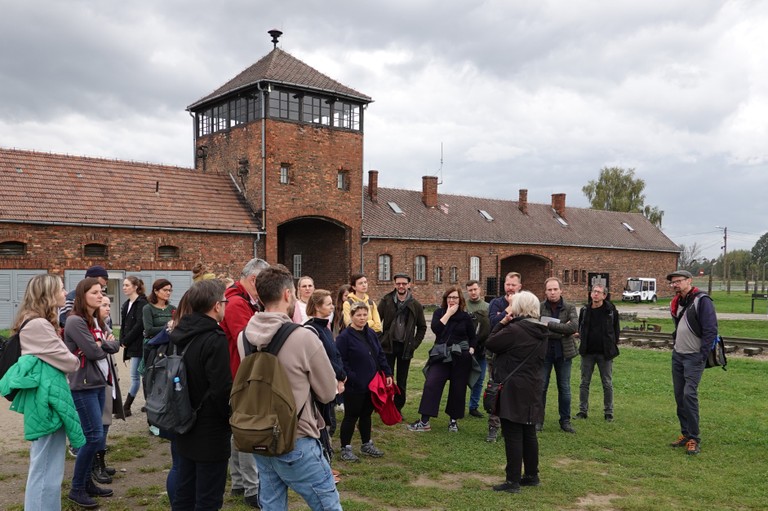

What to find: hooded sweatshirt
left=238, top=311, right=337, bottom=441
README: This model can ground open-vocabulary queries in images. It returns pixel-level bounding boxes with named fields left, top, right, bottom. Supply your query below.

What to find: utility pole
left=717, top=226, right=729, bottom=294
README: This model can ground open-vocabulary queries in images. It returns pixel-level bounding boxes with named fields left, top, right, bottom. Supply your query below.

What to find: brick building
left=0, top=33, right=679, bottom=328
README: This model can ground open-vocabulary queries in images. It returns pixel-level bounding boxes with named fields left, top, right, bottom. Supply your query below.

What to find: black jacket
left=378, top=290, right=427, bottom=360
left=486, top=317, right=549, bottom=424
left=578, top=300, right=620, bottom=360
left=170, top=312, right=232, bottom=462
left=120, top=295, right=148, bottom=361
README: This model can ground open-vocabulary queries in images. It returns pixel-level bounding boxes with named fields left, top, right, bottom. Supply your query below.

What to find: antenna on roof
left=268, top=29, right=283, bottom=49
left=437, top=142, right=444, bottom=185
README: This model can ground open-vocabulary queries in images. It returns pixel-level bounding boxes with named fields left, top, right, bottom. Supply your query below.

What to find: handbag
left=482, top=344, right=539, bottom=415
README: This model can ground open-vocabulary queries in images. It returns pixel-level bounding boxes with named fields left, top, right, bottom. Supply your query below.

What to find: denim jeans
left=167, top=439, right=180, bottom=505
left=255, top=437, right=341, bottom=511
left=172, top=455, right=228, bottom=511
left=129, top=356, right=142, bottom=397
left=541, top=355, right=572, bottom=424
left=71, top=387, right=105, bottom=491
left=25, top=427, right=67, bottom=511
left=230, top=436, right=259, bottom=498
left=672, top=350, right=705, bottom=443
left=468, top=353, right=487, bottom=411
left=579, top=354, right=613, bottom=415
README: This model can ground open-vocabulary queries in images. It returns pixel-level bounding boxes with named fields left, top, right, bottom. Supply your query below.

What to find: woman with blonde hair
left=292, top=275, right=315, bottom=324
left=0, top=274, right=84, bottom=511
left=486, top=291, right=549, bottom=493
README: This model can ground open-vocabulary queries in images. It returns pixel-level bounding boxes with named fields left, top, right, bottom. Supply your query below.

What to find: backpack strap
left=266, top=323, right=301, bottom=356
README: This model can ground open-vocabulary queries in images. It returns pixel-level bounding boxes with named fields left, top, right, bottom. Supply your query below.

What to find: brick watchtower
left=186, top=30, right=372, bottom=290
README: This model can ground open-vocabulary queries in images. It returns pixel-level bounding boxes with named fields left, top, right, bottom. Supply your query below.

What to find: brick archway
left=500, top=253, right=551, bottom=299
left=277, top=217, right=351, bottom=291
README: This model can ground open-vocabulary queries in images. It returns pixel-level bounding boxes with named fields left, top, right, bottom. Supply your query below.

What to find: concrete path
left=615, top=304, right=768, bottom=321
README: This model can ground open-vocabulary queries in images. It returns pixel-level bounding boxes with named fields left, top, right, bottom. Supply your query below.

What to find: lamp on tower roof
left=268, top=29, right=283, bottom=49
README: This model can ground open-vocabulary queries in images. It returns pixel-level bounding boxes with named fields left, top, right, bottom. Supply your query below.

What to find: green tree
left=582, top=166, right=665, bottom=227
left=751, top=231, right=768, bottom=263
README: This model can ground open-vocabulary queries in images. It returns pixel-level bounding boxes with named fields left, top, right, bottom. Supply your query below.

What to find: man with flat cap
left=378, top=273, right=426, bottom=414
left=667, top=270, right=718, bottom=456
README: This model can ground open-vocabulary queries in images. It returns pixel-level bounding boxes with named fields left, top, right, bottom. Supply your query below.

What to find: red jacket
left=221, top=281, right=260, bottom=377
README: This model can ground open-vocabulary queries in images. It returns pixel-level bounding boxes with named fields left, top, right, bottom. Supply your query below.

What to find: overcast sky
left=2, top=1, right=766, bottom=261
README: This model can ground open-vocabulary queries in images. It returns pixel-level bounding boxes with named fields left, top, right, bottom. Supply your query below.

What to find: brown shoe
left=670, top=435, right=689, bottom=448
left=685, top=439, right=700, bottom=455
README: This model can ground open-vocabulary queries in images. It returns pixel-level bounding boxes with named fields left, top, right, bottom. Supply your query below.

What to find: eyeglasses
left=446, top=295, right=460, bottom=300
left=669, top=279, right=688, bottom=286
left=159, top=288, right=172, bottom=293
left=395, top=282, right=409, bottom=287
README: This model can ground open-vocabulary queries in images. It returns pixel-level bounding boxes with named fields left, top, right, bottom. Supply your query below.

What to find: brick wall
left=0, top=223, right=261, bottom=279
left=362, top=238, right=677, bottom=306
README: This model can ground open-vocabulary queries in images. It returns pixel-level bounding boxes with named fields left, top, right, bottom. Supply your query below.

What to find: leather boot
left=101, top=448, right=116, bottom=476
left=122, top=393, right=135, bottom=418
left=92, top=450, right=113, bottom=484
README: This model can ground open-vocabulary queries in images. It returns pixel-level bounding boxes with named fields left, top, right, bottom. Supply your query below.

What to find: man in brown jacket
left=238, top=265, right=341, bottom=511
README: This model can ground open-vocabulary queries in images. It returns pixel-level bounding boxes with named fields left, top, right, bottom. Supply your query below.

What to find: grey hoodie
left=238, top=311, right=337, bottom=440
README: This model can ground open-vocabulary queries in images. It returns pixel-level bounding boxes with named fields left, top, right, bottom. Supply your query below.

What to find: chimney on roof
left=368, top=170, right=378, bottom=202
left=268, top=29, right=283, bottom=49
left=551, top=193, right=566, bottom=218
left=518, top=189, right=528, bottom=215
left=422, top=176, right=438, bottom=208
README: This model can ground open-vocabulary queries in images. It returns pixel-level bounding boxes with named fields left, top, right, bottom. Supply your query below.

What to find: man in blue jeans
left=238, top=265, right=341, bottom=510
left=538, top=277, right=579, bottom=434
left=668, top=270, right=717, bottom=456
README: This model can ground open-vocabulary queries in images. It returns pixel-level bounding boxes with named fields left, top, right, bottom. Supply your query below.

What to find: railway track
left=619, top=330, right=767, bottom=355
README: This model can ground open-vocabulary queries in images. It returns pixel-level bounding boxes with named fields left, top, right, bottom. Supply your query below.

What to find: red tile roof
left=187, top=48, right=372, bottom=110
left=0, top=148, right=260, bottom=233
left=363, top=187, right=680, bottom=253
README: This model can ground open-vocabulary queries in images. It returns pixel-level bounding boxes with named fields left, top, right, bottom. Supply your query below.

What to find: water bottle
left=173, top=376, right=182, bottom=391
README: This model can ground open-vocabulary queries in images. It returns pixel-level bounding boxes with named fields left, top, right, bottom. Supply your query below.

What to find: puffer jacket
left=0, top=355, right=86, bottom=447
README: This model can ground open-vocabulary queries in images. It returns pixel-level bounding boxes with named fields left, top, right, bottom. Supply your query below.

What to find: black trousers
left=418, top=354, right=472, bottom=420
left=339, top=391, right=374, bottom=447
left=385, top=341, right=411, bottom=411
left=500, top=419, right=539, bottom=483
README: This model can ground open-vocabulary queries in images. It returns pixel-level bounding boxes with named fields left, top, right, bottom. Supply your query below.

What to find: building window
left=280, top=164, right=291, bottom=185
left=449, top=266, right=459, bottom=284
left=302, top=95, right=331, bottom=125
left=198, top=108, right=212, bottom=137
left=230, top=98, right=247, bottom=127
left=563, top=270, right=570, bottom=283
left=0, top=241, right=26, bottom=257
left=582, top=270, right=587, bottom=284
left=247, top=95, right=262, bottom=121
left=84, top=243, right=107, bottom=258
left=469, top=256, right=480, bottom=281
left=212, top=103, right=228, bottom=132
left=157, top=245, right=180, bottom=259
left=269, top=90, right=300, bottom=121
left=378, top=255, right=392, bottom=281
left=333, top=101, right=360, bottom=130
left=293, top=254, right=302, bottom=277
left=414, top=256, right=427, bottom=281
left=572, top=269, right=578, bottom=284
left=434, top=266, right=443, bottom=284
left=337, top=170, right=349, bottom=191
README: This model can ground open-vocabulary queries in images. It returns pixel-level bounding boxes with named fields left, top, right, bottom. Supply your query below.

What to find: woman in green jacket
left=0, top=274, right=84, bottom=511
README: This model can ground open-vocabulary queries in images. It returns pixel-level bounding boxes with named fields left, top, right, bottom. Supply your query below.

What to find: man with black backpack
left=668, top=270, right=718, bottom=456
left=168, top=279, right=232, bottom=509
left=236, top=265, right=340, bottom=511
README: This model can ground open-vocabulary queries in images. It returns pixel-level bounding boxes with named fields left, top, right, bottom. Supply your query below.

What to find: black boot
left=92, top=450, right=113, bottom=484
left=101, top=448, right=116, bottom=476
left=86, top=477, right=114, bottom=497
left=122, top=393, right=135, bottom=418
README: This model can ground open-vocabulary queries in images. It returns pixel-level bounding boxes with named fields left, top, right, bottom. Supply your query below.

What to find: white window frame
left=414, top=255, right=426, bottom=281
left=469, top=256, right=480, bottom=281
left=378, top=255, right=392, bottom=281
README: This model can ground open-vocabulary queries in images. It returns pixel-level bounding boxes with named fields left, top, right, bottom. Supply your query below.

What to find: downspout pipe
left=256, top=82, right=268, bottom=228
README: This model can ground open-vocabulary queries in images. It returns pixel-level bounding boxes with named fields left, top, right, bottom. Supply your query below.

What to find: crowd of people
left=0, top=260, right=718, bottom=509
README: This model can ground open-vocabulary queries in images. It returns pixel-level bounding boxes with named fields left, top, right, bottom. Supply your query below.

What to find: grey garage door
left=0, top=269, right=48, bottom=330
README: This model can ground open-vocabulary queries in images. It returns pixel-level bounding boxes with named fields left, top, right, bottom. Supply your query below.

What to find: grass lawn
left=333, top=343, right=768, bottom=511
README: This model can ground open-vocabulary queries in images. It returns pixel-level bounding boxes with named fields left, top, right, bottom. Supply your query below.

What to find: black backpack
left=0, top=319, right=32, bottom=401
left=144, top=339, right=201, bottom=434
